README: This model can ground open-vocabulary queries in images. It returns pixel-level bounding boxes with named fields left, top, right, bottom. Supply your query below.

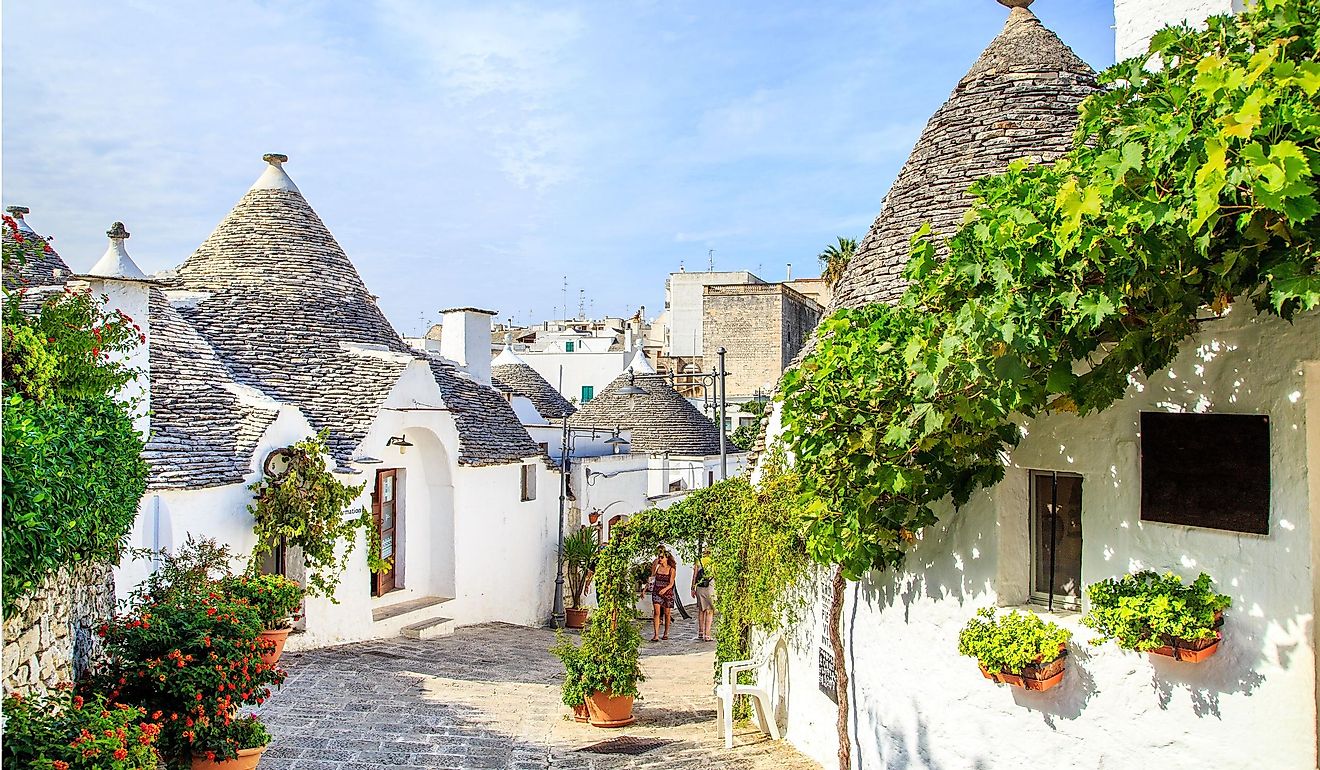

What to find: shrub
left=188, top=714, right=271, bottom=763
left=550, top=633, right=588, bottom=708
left=2, top=687, right=161, bottom=770
left=958, top=607, right=1072, bottom=675
left=576, top=608, right=644, bottom=698
left=1082, top=571, right=1230, bottom=652
left=2, top=392, right=148, bottom=615
left=223, top=574, right=305, bottom=630
left=88, top=579, right=283, bottom=766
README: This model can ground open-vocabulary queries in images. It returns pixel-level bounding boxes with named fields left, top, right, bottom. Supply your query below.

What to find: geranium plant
left=1, top=686, right=161, bottom=770
left=224, top=574, right=305, bottom=630
left=188, top=713, right=271, bottom=764
left=958, top=607, right=1071, bottom=676
left=1082, top=571, right=1230, bottom=652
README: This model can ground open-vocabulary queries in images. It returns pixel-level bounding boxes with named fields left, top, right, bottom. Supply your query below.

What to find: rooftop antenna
left=708, top=249, right=714, bottom=272
left=578, top=288, right=585, bottom=320
left=679, top=260, right=685, bottom=273
left=562, top=276, right=568, bottom=320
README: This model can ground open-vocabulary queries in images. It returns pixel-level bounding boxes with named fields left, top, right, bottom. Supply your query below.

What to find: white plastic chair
left=714, top=639, right=781, bottom=749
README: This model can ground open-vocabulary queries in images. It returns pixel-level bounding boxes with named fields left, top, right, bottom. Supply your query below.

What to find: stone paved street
left=254, top=622, right=820, bottom=770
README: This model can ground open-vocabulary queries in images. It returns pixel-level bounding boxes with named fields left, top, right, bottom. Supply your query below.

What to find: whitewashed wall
left=768, top=307, right=1320, bottom=770
left=519, top=350, right=632, bottom=406
left=1115, top=0, right=1244, bottom=59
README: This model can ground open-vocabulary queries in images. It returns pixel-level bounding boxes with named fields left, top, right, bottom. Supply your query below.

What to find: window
left=1029, top=471, right=1083, bottom=611
left=565, top=341, right=575, bottom=352
left=581, top=385, right=594, bottom=402
left=1140, top=412, right=1270, bottom=534
left=520, top=464, right=536, bottom=502
left=537, top=442, right=549, bottom=456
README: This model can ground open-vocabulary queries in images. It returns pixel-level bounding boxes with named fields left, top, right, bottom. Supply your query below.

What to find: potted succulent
left=958, top=607, right=1072, bottom=691
left=2, top=687, right=162, bottom=769
left=575, top=609, right=643, bottom=727
left=1082, top=570, right=1230, bottom=662
left=550, top=633, right=591, bottom=722
left=190, top=714, right=272, bottom=769
left=225, top=574, right=306, bottom=666
left=563, top=527, right=599, bottom=629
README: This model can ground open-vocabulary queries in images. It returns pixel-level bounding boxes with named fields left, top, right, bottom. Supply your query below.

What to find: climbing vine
left=247, top=432, right=388, bottom=598
left=561, top=457, right=809, bottom=702
left=781, top=0, right=1320, bottom=579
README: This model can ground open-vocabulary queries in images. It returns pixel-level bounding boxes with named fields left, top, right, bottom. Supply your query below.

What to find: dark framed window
left=520, top=464, right=536, bottom=502
left=1140, top=412, right=1270, bottom=534
left=1029, top=470, right=1083, bottom=611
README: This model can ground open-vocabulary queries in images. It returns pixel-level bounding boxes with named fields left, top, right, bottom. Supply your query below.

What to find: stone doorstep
left=401, top=617, right=456, bottom=641
left=371, top=594, right=452, bottom=624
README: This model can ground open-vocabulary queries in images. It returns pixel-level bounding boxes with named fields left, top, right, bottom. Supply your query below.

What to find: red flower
left=53, top=762, right=69, bottom=770
left=114, top=748, right=128, bottom=760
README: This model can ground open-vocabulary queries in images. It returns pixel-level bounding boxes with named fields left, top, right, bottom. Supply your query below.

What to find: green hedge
left=2, top=392, right=147, bottom=615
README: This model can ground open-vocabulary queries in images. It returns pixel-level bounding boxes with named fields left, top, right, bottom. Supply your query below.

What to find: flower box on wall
left=1149, top=610, right=1225, bottom=663
left=979, top=647, right=1068, bottom=691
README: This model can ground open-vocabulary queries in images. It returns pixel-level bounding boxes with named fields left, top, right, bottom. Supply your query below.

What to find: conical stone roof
left=163, top=155, right=536, bottom=465
left=830, top=5, right=1097, bottom=308
left=492, top=347, right=576, bottom=421
left=569, top=371, right=734, bottom=456
left=2, top=206, right=72, bottom=290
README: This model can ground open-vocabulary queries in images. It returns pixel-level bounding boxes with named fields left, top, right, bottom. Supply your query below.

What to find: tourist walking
left=692, top=551, right=715, bottom=641
left=650, top=546, right=676, bottom=641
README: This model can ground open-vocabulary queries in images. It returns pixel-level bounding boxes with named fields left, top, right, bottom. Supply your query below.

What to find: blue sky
left=4, top=1, right=1114, bottom=335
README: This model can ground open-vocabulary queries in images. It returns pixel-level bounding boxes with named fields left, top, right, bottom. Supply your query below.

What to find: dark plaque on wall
left=1140, top=412, right=1270, bottom=535
left=818, top=648, right=838, bottom=702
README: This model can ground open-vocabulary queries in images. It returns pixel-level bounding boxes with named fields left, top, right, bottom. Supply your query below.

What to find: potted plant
left=958, top=607, right=1072, bottom=691
left=224, top=574, right=306, bottom=666
left=576, top=608, right=644, bottom=727
left=563, top=527, right=599, bottom=629
left=1082, top=570, right=1230, bottom=662
left=550, top=633, right=591, bottom=722
left=189, top=714, right=271, bottom=769
left=87, top=541, right=284, bottom=767
left=2, top=687, right=162, bottom=769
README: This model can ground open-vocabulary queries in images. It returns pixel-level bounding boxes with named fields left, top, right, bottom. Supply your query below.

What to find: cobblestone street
left=254, top=622, right=820, bottom=770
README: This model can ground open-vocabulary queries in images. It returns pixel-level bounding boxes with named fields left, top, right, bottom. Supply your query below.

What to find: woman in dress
left=650, top=547, right=676, bottom=641
left=691, top=550, right=715, bottom=641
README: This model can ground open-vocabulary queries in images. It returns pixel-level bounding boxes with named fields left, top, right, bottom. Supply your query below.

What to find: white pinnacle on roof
left=249, top=153, right=300, bottom=193
left=87, top=222, right=148, bottom=280
left=627, top=349, right=656, bottom=374
left=492, top=345, right=528, bottom=367
left=6, top=206, right=36, bottom=234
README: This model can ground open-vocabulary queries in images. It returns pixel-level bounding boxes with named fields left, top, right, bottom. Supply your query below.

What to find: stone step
left=400, top=616, right=455, bottom=641
left=372, top=595, right=451, bottom=624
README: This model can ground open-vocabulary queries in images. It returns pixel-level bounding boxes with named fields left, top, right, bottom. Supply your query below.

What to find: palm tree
left=818, top=236, right=856, bottom=288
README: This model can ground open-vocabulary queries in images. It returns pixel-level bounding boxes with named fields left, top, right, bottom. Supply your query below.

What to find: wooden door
left=372, top=469, right=398, bottom=596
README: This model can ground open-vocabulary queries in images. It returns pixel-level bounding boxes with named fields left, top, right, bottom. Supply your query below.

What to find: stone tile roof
left=491, top=349, right=576, bottom=421
left=421, top=353, right=541, bottom=465
left=568, top=372, right=735, bottom=456
left=830, top=6, right=1097, bottom=309
left=2, top=209, right=72, bottom=290
left=159, top=158, right=536, bottom=467
left=144, top=289, right=280, bottom=490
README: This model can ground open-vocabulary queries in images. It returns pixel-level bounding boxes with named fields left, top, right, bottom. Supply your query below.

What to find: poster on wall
left=818, top=593, right=838, bottom=702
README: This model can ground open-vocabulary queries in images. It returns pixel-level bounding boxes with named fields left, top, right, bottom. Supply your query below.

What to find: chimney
left=786, top=263, right=792, bottom=282
left=440, top=307, right=497, bottom=385
left=83, top=222, right=154, bottom=438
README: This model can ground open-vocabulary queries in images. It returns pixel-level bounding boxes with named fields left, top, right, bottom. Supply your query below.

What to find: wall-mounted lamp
left=616, top=367, right=647, bottom=405
left=604, top=429, right=629, bottom=454
left=386, top=435, right=414, bottom=455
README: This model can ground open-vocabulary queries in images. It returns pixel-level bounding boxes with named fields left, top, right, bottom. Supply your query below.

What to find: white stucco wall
left=1115, top=0, right=1244, bottom=59
left=519, top=350, right=632, bottom=405
left=766, top=307, right=1320, bottom=770
left=668, top=271, right=762, bottom=357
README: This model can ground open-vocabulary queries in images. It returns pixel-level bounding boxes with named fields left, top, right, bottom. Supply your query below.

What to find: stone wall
left=704, top=284, right=822, bottom=399
left=3, top=562, right=116, bottom=695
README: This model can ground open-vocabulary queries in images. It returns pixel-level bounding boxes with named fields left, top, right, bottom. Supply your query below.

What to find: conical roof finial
left=88, top=221, right=148, bottom=280
left=251, top=153, right=300, bottom=193
left=997, top=0, right=1033, bottom=7
left=6, top=206, right=35, bottom=233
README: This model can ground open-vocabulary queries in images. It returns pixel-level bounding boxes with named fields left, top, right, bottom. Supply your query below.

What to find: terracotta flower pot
left=572, top=702, right=591, bottom=723
left=191, top=746, right=266, bottom=770
left=565, top=607, right=590, bottom=629
left=585, top=690, right=635, bottom=728
left=979, top=647, right=1067, bottom=692
left=1150, top=630, right=1222, bottom=663
left=258, top=627, right=291, bottom=667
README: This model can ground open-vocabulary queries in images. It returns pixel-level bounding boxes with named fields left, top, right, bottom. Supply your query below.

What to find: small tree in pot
left=563, top=527, right=599, bottom=628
